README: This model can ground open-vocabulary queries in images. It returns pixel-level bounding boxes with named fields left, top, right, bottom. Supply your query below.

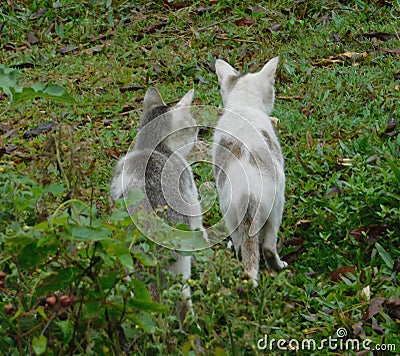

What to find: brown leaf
left=235, top=18, right=255, bottom=27
left=90, top=33, right=113, bottom=42
left=104, top=148, right=121, bottom=158
left=381, top=48, right=400, bottom=54
left=328, top=265, right=356, bottom=282
left=283, top=237, right=304, bottom=247
left=162, top=0, right=189, bottom=10
left=364, top=297, right=386, bottom=320
left=80, top=45, right=104, bottom=55
left=27, top=31, right=39, bottom=45
left=352, top=320, right=365, bottom=336
left=325, top=186, right=341, bottom=198
left=194, top=6, right=213, bottom=15
left=282, top=246, right=303, bottom=264
left=23, top=122, right=58, bottom=139
left=387, top=297, right=400, bottom=320
left=300, top=313, right=318, bottom=322
left=136, top=21, right=168, bottom=41
left=372, top=319, right=384, bottom=334
left=119, top=85, right=145, bottom=93
left=314, top=52, right=369, bottom=67
left=31, top=8, right=47, bottom=20
left=268, top=23, right=282, bottom=32
left=350, top=224, right=396, bottom=244
left=393, top=259, right=400, bottom=273
left=3, top=129, right=18, bottom=139
left=331, top=32, right=342, bottom=42
left=360, top=32, right=396, bottom=41
left=248, top=5, right=268, bottom=13
left=57, top=46, right=79, bottom=55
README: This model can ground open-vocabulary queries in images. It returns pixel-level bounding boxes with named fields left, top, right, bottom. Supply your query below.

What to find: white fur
left=213, top=58, right=287, bottom=287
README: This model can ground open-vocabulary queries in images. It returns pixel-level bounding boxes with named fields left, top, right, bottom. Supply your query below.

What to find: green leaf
left=70, top=225, right=111, bottom=241
left=37, top=267, right=78, bottom=294
left=37, top=307, right=49, bottom=322
left=46, top=183, right=65, bottom=195
left=375, top=242, right=394, bottom=269
left=32, top=335, right=47, bottom=356
left=18, top=242, right=57, bottom=269
left=131, top=312, right=156, bottom=333
left=127, top=298, right=167, bottom=314
left=130, top=278, right=152, bottom=302
left=0, top=65, right=20, bottom=103
left=56, top=320, right=74, bottom=344
left=131, top=249, right=156, bottom=267
left=100, top=271, right=120, bottom=290
left=385, top=154, right=400, bottom=185
left=13, top=84, right=76, bottom=105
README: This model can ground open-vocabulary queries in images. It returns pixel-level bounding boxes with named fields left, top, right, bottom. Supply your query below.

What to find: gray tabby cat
left=212, top=58, right=288, bottom=287
left=111, top=87, right=206, bottom=328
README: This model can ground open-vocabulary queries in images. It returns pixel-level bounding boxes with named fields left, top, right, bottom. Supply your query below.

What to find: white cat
left=212, top=57, right=288, bottom=287
left=111, top=87, right=207, bottom=328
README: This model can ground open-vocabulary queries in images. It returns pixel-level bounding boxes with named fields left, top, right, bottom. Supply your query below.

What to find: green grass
left=1, top=1, right=399, bottom=355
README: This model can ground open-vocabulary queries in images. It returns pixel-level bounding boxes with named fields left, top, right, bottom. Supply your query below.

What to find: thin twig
left=295, top=146, right=316, bottom=175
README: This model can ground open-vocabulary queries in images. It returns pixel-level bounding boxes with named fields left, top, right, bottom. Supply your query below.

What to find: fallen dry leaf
left=314, top=51, right=369, bottom=66
left=162, top=0, right=189, bottom=10
left=57, top=46, right=79, bottom=55
left=80, top=45, right=105, bottom=55
left=283, top=237, right=304, bottom=247
left=352, top=320, right=365, bottom=336
left=235, top=18, right=255, bottom=26
left=380, top=48, right=400, bottom=54
left=27, top=31, right=40, bottom=45
left=361, top=285, right=370, bottom=301
left=268, top=23, right=282, bottom=32
left=119, top=85, right=145, bottom=93
left=364, top=297, right=386, bottom=320
left=31, top=8, right=47, bottom=20
left=372, top=319, right=384, bottom=334
left=350, top=224, right=396, bottom=244
left=360, top=32, right=396, bottom=41
left=328, top=265, right=356, bottom=282
left=282, top=246, right=304, bottom=264
left=387, top=297, right=400, bottom=320
left=23, top=122, right=58, bottom=140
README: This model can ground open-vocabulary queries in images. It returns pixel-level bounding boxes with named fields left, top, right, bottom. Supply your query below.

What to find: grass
left=1, top=0, right=399, bottom=355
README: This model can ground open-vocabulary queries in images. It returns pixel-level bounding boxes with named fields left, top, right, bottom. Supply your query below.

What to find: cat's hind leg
left=261, top=219, right=287, bottom=271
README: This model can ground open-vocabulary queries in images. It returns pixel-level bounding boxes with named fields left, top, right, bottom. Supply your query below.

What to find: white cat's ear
left=143, top=87, right=166, bottom=111
left=175, top=89, right=194, bottom=108
left=215, top=59, right=239, bottom=84
left=258, top=56, right=279, bottom=83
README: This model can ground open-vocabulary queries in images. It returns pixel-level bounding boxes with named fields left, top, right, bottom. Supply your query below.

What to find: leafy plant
left=0, top=65, right=75, bottom=110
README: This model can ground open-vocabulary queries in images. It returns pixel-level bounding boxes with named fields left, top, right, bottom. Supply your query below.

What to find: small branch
left=295, top=147, right=316, bottom=175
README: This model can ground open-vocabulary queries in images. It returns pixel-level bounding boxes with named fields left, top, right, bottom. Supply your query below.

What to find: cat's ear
left=215, top=59, right=239, bottom=85
left=143, top=87, right=166, bottom=111
left=175, top=89, right=194, bottom=108
left=257, top=57, right=279, bottom=84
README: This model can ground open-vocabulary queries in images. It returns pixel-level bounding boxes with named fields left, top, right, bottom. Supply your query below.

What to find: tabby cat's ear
left=215, top=59, right=239, bottom=85
left=175, top=89, right=194, bottom=109
left=143, top=87, right=166, bottom=112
